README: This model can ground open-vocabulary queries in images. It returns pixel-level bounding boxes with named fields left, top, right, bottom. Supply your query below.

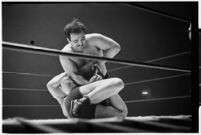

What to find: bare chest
left=71, top=45, right=103, bottom=67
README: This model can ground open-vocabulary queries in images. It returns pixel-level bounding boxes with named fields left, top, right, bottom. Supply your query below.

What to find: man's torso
left=68, top=34, right=107, bottom=76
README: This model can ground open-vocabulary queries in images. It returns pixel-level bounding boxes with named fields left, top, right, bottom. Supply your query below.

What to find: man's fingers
left=89, top=74, right=103, bottom=83
left=96, top=75, right=102, bottom=80
left=89, top=76, right=97, bottom=82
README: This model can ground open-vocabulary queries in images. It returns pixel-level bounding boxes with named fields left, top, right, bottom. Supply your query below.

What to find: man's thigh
left=79, top=78, right=115, bottom=96
left=95, top=104, right=123, bottom=118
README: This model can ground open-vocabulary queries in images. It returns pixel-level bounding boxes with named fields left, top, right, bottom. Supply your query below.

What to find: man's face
left=68, top=32, right=86, bottom=52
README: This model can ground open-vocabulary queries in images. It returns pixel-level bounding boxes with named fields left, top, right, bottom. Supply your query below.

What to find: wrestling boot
left=70, top=96, right=91, bottom=118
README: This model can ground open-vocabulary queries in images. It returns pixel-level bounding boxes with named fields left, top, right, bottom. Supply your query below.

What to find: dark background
left=2, top=2, right=197, bottom=119
left=199, top=31, right=201, bottom=105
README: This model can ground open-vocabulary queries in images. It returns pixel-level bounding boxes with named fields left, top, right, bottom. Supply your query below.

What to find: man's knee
left=122, top=108, right=128, bottom=118
left=117, top=108, right=128, bottom=119
left=114, top=103, right=128, bottom=119
left=110, top=78, right=124, bottom=91
left=95, top=105, right=127, bottom=119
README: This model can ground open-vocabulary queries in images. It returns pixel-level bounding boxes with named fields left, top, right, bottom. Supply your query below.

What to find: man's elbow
left=46, top=82, right=52, bottom=90
left=46, top=81, right=55, bottom=90
left=115, top=45, right=121, bottom=53
left=113, top=45, right=121, bottom=56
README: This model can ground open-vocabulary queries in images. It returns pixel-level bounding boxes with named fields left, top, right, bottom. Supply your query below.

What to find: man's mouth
left=78, top=45, right=83, bottom=48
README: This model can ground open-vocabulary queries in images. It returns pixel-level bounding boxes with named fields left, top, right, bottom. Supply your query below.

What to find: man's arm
left=46, top=72, right=67, bottom=104
left=60, top=46, right=89, bottom=85
left=87, top=33, right=121, bottom=60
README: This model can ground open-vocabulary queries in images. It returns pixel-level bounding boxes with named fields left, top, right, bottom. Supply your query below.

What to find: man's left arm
left=88, top=33, right=121, bottom=61
left=87, top=33, right=121, bottom=79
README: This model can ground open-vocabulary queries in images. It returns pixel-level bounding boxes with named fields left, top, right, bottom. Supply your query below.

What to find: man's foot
left=70, top=96, right=90, bottom=118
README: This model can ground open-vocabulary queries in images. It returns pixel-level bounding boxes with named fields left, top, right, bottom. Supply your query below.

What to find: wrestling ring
left=2, top=3, right=197, bottom=133
left=2, top=41, right=193, bottom=133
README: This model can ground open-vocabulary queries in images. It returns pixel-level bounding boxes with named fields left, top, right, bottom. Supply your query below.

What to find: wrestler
left=47, top=18, right=128, bottom=119
left=47, top=72, right=127, bottom=119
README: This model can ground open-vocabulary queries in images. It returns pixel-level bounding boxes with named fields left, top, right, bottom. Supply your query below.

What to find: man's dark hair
left=64, top=18, right=86, bottom=40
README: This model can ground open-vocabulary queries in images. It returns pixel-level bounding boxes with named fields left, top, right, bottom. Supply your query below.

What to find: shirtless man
left=47, top=19, right=128, bottom=119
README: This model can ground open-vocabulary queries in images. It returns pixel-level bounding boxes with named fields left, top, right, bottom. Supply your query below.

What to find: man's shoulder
left=86, top=33, right=104, bottom=40
left=86, top=33, right=106, bottom=45
left=60, top=44, right=74, bottom=62
left=61, top=43, right=72, bottom=52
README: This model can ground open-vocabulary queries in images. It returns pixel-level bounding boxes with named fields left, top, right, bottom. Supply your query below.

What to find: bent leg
left=79, top=78, right=124, bottom=104
left=95, top=94, right=128, bottom=119
left=108, top=94, right=128, bottom=118
left=95, top=104, right=125, bottom=119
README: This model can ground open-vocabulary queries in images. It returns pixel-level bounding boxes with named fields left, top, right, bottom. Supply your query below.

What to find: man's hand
left=89, top=64, right=103, bottom=83
left=89, top=74, right=103, bottom=83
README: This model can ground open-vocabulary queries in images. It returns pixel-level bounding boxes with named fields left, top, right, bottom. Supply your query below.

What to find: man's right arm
left=60, top=46, right=89, bottom=85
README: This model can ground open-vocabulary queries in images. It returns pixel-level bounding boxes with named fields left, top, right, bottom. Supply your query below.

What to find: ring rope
left=124, top=73, right=190, bottom=86
left=3, top=41, right=190, bottom=73
left=3, top=105, right=59, bottom=107
left=3, top=71, right=54, bottom=77
left=125, top=95, right=191, bottom=104
left=145, top=51, right=190, bottom=63
left=108, top=51, right=190, bottom=72
left=123, top=3, right=190, bottom=24
left=3, top=73, right=190, bottom=92
left=16, top=118, right=64, bottom=133
left=3, top=95, right=191, bottom=107
left=3, top=88, right=47, bottom=91
left=3, top=51, right=191, bottom=76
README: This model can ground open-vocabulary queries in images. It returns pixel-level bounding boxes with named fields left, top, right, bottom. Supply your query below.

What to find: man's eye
left=74, top=41, right=78, bottom=43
